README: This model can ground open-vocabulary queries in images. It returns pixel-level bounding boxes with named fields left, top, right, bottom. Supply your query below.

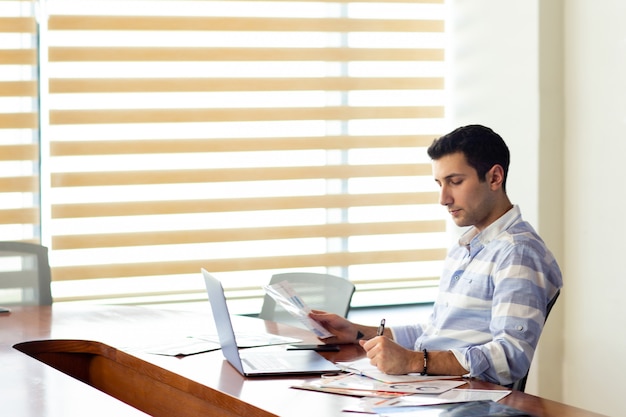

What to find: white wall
left=563, top=2, right=626, bottom=417
left=450, top=1, right=625, bottom=416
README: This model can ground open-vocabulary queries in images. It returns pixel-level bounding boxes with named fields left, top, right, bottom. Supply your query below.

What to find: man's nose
left=439, top=185, right=452, bottom=206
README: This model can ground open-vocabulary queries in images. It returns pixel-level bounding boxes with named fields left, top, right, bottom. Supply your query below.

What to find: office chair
left=259, top=272, right=355, bottom=329
left=0, top=241, right=52, bottom=306
left=511, top=289, right=561, bottom=392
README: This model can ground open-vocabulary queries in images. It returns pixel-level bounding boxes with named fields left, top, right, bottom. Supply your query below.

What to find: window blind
left=43, top=0, right=447, bottom=312
left=0, top=1, right=39, bottom=244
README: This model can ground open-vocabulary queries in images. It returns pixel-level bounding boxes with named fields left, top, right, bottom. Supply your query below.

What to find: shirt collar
left=458, top=205, right=521, bottom=256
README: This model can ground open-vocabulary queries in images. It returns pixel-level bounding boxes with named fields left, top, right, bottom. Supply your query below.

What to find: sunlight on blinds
left=0, top=1, right=39, bottom=244
left=41, top=0, right=448, bottom=313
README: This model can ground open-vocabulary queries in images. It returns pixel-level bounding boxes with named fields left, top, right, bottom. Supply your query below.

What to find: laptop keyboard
left=242, top=353, right=292, bottom=371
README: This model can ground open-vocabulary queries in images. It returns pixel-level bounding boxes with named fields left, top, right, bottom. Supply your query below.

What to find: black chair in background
left=511, top=289, right=561, bottom=392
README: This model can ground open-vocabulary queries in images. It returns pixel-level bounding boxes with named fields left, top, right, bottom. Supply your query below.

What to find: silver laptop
left=201, top=268, right=341, bottom=376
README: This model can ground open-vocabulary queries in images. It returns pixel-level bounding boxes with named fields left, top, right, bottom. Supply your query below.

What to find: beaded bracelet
left=421, top=349, right=428, bottom=375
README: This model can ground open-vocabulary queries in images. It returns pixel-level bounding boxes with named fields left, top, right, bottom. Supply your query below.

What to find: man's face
left=432, top=152, right=499, bottom=231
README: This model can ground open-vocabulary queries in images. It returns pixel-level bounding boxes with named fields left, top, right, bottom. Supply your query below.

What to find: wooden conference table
left=1, top=304, right=607, bottom=417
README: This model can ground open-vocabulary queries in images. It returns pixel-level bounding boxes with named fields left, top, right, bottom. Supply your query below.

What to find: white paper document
left=374, top=389, right=510, bottom=407
left=321, top=373, right=466, bottom=395
left=130, top=336, right=221, bottom=356
left=194, top=331, right=301, bottom=348
left=135, top=332, right=300, bottom=356
left=345, top=389, right=511, bottom=414
left=263, top=280, right=334, bottom=338
left=337, top=357, right=460, bottom=384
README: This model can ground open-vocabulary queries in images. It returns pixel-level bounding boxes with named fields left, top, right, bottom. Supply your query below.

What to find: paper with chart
left=263, top=280, right=333, bottom=338
left=344, top=389, right=511, bottom=413
left=320, top=373, right=466, bottom=394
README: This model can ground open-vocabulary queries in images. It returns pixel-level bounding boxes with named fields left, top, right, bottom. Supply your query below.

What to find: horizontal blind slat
left=52, top=248, right=448, bottom=281
left=352, top=276, right=439, bottom=287
left=53, top=219, right=446, bottom=249
left=49, top=77, right=444, bottom=93
left=49, top=16, right=444, bottom=32
left=0, top=176, right=38, bottom=193
left=0, top=144, right=38, bottom=160
left=50, top=106, right=444, bottom=125
left=48, top=47, right=444, bottom=62
left=54, top=274, right=442, bottom=303
left=0, top=208, right=39, bottom=225
left=0, top=113, right=38, bottom=129
left=0, top=49, right=37, bottom=65
left=51, top=136, right=437, bottom=155
left=52, top=164, right=434, bottom=187
left=0, top=17, right=37, bottom=33
left=0, top=81, right=38, bottom=97
left=51, top=192, right=439, bottom=218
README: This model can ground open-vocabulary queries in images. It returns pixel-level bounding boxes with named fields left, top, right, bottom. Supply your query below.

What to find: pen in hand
left=377, top=318, right=386, bottom=336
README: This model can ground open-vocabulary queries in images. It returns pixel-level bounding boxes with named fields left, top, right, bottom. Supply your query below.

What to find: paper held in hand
left=263, top=280, right=334, bottom=339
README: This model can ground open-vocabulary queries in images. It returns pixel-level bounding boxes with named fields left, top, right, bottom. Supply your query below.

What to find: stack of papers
left=292, top=358, right=469, bottom=399
left=350, top=390, right=512, bottom=414
left=300, top=373, right=466, bottom=396
left=292, top=356, right=513, bottom=415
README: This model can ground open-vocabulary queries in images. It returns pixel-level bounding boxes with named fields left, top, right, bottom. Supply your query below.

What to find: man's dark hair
left=427, top=124, right=510, bottom=192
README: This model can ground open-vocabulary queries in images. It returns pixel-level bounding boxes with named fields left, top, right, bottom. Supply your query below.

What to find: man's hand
left=309, top=310, right=361, bottom=344
left=359, top=336, right=422, bottom=375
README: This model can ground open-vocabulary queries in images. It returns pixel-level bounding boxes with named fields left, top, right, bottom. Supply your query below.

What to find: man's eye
left=449, top=179, right=462, bottom=186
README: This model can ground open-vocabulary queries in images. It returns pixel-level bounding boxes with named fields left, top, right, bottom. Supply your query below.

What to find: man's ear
left=487, top=164, right=505, bottom=190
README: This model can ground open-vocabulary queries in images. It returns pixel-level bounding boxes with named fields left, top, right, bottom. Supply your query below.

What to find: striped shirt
left=391, top=205, right=563, bottom=386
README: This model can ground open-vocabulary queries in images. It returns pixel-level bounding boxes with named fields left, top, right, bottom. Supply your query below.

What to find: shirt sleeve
left=390, top=323, right=425, bottom=349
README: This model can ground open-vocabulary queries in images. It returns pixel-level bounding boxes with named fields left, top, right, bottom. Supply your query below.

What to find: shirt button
left=453, top=275, right=460, bottom=281
left=516, top=325, right=524, bottom=331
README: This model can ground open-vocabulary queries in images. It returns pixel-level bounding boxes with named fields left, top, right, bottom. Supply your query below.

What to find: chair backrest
left=258, top=272, right=355, bottom=328
left=511, top=289, right=561, bottom=392
left=0, top=242, right=52, bottom=306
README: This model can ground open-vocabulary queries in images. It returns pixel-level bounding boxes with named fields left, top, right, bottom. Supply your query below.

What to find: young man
left=310, top=124, right=563, bottom=386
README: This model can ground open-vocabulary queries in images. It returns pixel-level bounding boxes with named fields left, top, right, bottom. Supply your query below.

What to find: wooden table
left=0, top=304, right=607, bottom=417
